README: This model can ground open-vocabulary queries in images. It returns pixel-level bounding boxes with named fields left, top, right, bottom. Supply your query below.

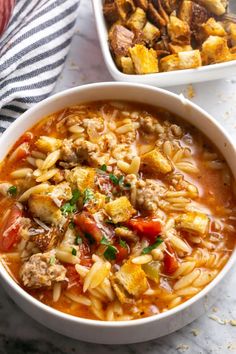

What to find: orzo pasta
left=0, top=101, right=235, bottom=321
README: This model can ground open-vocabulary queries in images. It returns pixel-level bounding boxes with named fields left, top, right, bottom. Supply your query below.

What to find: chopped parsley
left=71, top=247, right=77, bottom=256
left=83, top=188, right=94, bottom=205
left=109, top=173, right=121, bottom=185
left=104, top=245, right=118, bottom=261
left=8, top=185, right=17, bottom=197
left=61, top=203, right=77, bottom=215
left=75, top=236, right=83, bottom=245
left=124, top=182, right=131, bottom=189
left=100, top=164, right=107, bottom=171
left=49, top=256, right=55, bottom=265
left=69, top=221, right=75, bottom=229
left=119, top=239, right=128, bottom=248
left=100, top=235, right=110, bottom=246
left=142, top=237, right=163, bottom=255
left=70, top=189, right=81, bottom=205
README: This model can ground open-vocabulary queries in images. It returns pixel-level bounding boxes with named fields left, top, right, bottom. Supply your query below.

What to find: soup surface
left=0, top=101, right=235, bottom=321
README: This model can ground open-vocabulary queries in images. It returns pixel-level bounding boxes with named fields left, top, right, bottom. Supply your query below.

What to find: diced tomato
left=163, top=242, right=179, bottom=275
left=114, top=243, right=129, bottom=263
left=126, top=217, right=162, bottom=243
left=0, top=204, right=22, bottom=252
left=66, top=265, right=82, bottom=291
left=74, top=211, right=103, bottom=243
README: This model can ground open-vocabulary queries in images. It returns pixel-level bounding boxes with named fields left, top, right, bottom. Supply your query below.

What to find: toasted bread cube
left=169, top=43, right=192, bottom=54
left=230, top=23, right=236, bottom=47
left=196, top=0, right=227, bottom=16
left=105, top=196, right=136, bottom=223
left=71, top=167, right=95, bottom=191
left=126, top=7, right=146, bottom=30
left=142, top=21, right=160, bottom=46
left=49, top=182, right=72, bottom=203
left=176, top=212, right=210, bottom=235
left=129, top=44, right=159, bottom=74
left=28, top=194, right=63, bottom=225
left=115, top=261, right=148, bottom=298
left=201, top=35, right=232, bottom=64
left=160, top=54, right=180, bottom=72
left=178, top=1, right=209, bottom=35
left=86, top=192, right=106, bottom=214
left=178, top=50, right=202, bottom=69
left=35, top=136, right=62, bottom=153
left=120, top=56, right=135, bottom=74
left=109, top=25, right=134, bottom=57
left=167, top=15, right=191, bottom=44
left=116, top=0, right=136, bottom=20
left=202, top=18, right=226, bottom=37
left=141, top=149, right=173, bottom=174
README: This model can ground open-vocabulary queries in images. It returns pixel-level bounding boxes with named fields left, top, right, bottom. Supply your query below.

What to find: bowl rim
left=91, top=0, right=236, bottom=82
left=0, top=81, right=236, bottom=328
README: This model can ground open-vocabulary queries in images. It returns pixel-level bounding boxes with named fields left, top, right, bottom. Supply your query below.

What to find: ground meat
left=139, top=116, right=165, bottom=135
left=118, top=131, right=136, bottom=144
left=20, top=252, right=67, bottom=288
left=60, top=139, right=78, bottom=163
left=135, top=179, right=166, bottom=212
left=111, top=143, right=136, bottom=162
left=99, top=133, right=117, bottom=151
left=75, top=140, right=99, bottom=166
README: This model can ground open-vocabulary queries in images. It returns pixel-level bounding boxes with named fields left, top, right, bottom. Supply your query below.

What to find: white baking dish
left=92, top=0, right=236, bottom=87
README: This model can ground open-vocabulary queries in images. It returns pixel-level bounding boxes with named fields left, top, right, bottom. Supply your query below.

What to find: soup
left=0, top=101, right=235, bottom=321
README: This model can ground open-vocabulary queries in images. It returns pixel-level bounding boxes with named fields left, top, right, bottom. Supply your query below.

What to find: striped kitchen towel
left=0, top=0, right=80, bottom=133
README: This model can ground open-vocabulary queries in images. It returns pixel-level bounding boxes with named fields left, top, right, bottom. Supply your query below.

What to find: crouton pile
left=103, top=0, right=236, bottom=74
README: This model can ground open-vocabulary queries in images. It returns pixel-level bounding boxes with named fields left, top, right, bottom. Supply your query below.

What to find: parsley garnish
left=100, top=164, right=107, bottom=171
left=124, top=182, right=131, bottom=189
left=142, top=237, right=163, bottom=255
left=83, top=188, right=94, bottom=205
left=72, top=247, right=77, bottom=256
left=70, top=189, right=81, bottom=205
left=8, top=185, right=17, bottom=197
left=75, top=236, right=82, bottom=245
left=69, top=221, right=75, bottom=229
left=119, top=239, right=128, bottom=248
left=49, top=256, right=55, bottom=265
left=104, top=245, right=118, bottom=261
left=61, top=203, right=77, bottom=215
left=100, top=235, right=110, bottom=246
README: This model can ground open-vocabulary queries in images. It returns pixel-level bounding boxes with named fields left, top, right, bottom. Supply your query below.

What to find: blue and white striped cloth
left=0, top=0, right=80, bottom=133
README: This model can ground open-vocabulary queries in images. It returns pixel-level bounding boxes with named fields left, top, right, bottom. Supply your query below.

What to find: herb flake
left=72, top=247, right=77, bottom=256
left=104, top=245, right=118, bottom=261
left=100, top=235, right=110, bottom=246
left=49, top=256, right=55, bottom=265
left=70, top=189, right=81, bottom=205
left=8, top=185, right=17, bottom=197
left=100, top=164, right=107, bottom=171
left=142, top=237, right=163, bottom=255
left=83, top=188, right=94, bottom=205
left=75, top=236, right=83, bottom=245
left=119, top=239, right=128, bottom=248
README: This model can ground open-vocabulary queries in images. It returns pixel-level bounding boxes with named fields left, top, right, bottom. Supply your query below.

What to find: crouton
left=147, top=3, right=166, bottom=28
left=169, top=43, right=192, bottom=54
left=126, top=7, right=146, bottom=30
left=201, top=35, right=232, bottom=65
left=111, top=278, right=133, bottom=303
left=133, top=0, right=148, bottom=11
left=167, top=15, right=191, bottom=45
left=176, top=212, right=210, bottom=235
left=178, top=1, right=209, bottom=33
left=202, top=18, right=226, bottom=37
left=32, top=229, right=60, bottom=252
left=28, top=194, right=63, bottom=225
left=129, top=44, right=159, bottom=74
left=142, top=21, right=160, bottom=46
left=103, top=1, right=119, bottom=24
left=178, top=50, right=202, bottom=69
left=109, top=25, right=134, bottom=57
left=86, top=192, right=106, bottom=214
left=35, top=136, right=62, bottom=153
left=105, top=196, right=136, bottom=223
left=160, top=54, right=180, bottom=71
left=120, top=56, right=135, bottom=74
left=48, top=182, right=72, bottom=205
left=69, top=167, right=95, bottom=191
left=113, top=261, right=148, bottom=300
left=116, top=0, right=136, bottom=20
left=230, top=23, right=236, bottom=47
left=141, top=149, right=173, bottom=174
left=196, top=0, right=227, bottom=16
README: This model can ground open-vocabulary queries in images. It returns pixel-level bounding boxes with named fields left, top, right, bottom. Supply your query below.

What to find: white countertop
left=0, top=1, right=236, bottom=353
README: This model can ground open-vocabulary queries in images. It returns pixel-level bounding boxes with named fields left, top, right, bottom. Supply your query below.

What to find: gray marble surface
left=0, top=1, right=236, bottom=353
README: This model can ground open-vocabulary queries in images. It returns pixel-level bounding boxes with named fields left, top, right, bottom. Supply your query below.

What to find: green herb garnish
left=61, top=203, right=77, bottom=215
left=142, top=237, right=163, bottom=255
left=72, top=247, right=77, bottom=256
left=104, top=245, right=118, bottom=261
left=119, top=239, right=128, bottom=248
left=124, top=182, right=131, bottom=189
left=100, top=235, right=110, bottom=246
left=109, top=173, right=119, bottom=185
left=70, top=189, right=81, bottom=205
left=8, top=185, right=17, bottom=197
left=49, top=256, right=55, bottom=265
left=75, top=236, right=83, bottom=245
left=100, top=164, right=107, bottom=171
left=69, top=221, right=75, bottom=229
left=83, top=188, right=94, bottom=205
